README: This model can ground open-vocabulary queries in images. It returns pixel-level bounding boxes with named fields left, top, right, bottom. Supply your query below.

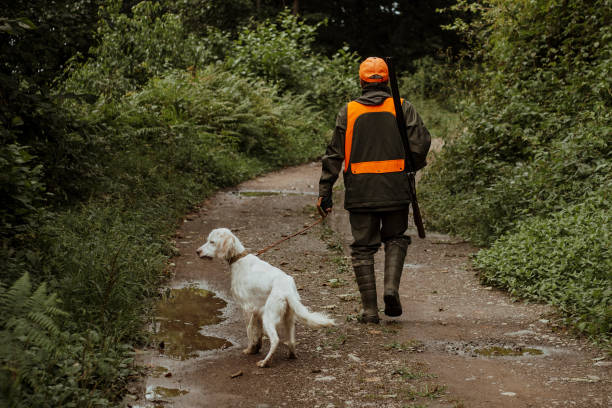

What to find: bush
left=475, top=190, right=611, bottom=341
left=40, top=205, right=167, bottom=336
left=400, top=56, right=464, bottom=105
left=112, top=68, right=328, bottom=170
left=0, top=144, right=46, bottom=240
left=420, top=0, right=611, bottom=339
left=226, top=11, right=360, bottom=121
left=62, top=1, right=225, bottom=99
left=422, top=0, right=611, bottom=238
left=421, top=113, right=611, bottom=244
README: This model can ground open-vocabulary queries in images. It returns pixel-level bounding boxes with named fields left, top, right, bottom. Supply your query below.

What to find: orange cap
left=359, top=57, right=389, bottom=82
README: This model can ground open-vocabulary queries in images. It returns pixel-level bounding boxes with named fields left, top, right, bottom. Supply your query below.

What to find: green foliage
left=3, top=4, right=350, bottom=405
left=422, top=120, right=611, bottom=244
left=401, top=56, right=463, bottom=104
left=226, top=11, right=360, bottom=121
left=162, top=0, right=254, bottom=33
left=421, top=0, right=611, bottom=339
left=0, top=274, right=66, bottom=356
left=112, top=68, right=328, bottom=170
left=41, top=206, right=167, bottom=335
left=0, top=0, right=102, bottom=87
left=475, top=190, right=611, bottom=341
left=405, top=97, right=460, bottom=143
left=399, top=57, right=464, bottom=142
left=1, top=58, right=101, bottom=206
left=0, top=273, right=133, bottom=408
left=0, top=145, right=46, bottom=240
left=0, top=1, right=112, bottom=202
left=62, top=1, right=222, bottom=98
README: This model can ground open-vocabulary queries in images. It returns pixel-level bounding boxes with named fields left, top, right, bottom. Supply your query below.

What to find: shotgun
left=385, top=57, right=426, bottom=239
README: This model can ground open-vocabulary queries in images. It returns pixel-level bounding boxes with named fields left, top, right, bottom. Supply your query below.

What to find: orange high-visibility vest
left=344, top=97, right=404, bottom=174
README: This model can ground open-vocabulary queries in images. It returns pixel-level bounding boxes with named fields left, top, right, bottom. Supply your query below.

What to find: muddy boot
left=383, top=237, right=410, bottom=317
left=353, top=261, right=379, bottom=324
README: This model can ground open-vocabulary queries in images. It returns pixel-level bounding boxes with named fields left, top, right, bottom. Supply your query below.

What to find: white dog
left=196, top=228, right=335, bottom=367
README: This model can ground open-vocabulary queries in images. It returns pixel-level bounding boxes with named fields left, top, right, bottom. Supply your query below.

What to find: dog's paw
left=242, top=347, right=259, bottom=355
left=256, top=360, right=269, bottom=368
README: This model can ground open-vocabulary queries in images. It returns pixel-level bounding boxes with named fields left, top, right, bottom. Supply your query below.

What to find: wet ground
left=128, top=162, right=611, bottom=408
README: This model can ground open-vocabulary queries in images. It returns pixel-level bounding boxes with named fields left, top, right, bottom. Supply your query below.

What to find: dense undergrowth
left=1, top=3, right=358, bottom=406
left=2, top=0, right=610, bottom=405
left=419, top=0, right=611, bottom=343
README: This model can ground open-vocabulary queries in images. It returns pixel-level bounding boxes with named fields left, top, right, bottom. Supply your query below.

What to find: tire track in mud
left=131, top=162, right=610, bottom=408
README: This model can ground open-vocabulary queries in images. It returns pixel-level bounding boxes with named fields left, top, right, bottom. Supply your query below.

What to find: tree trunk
left=292, top=0, right=299, bottom=15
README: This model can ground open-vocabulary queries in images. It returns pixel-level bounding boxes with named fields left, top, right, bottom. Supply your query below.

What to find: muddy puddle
left=153, top=285, right=232, bottom=360
left=441, top=341, right=549, bottom=359
left=146, top=385, right=189, bottom=400
left=475, top=345, right=543, bottom=357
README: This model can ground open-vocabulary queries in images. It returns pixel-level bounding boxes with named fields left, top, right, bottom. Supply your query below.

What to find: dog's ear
left=217, top=232, right=238, bottom=261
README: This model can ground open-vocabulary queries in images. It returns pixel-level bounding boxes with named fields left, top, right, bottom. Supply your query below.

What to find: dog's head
left=196, top=228, right=244, bottom=261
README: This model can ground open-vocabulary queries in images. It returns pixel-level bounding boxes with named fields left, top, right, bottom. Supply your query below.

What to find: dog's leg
left=257, top=302, right=283, bottom=368
left=243, top=313, right=262, bottom=355
left=284, top=310, right=297, bottom=359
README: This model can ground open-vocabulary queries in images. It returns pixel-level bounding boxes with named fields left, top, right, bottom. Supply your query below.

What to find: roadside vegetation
left=418, top=0, right=611, bottom=344
left=1, top=3, right=359, bottom=406
left=1, top=0, right=609, bottom=406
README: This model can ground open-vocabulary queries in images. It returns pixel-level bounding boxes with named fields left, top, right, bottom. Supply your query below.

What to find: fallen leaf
left=230, top=370, right=243, bottom=378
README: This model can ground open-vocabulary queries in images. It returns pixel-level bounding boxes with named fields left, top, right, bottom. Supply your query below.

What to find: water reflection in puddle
left=442, top=341, right=548, bottom=358
left=145, top=385, right=189, bottom=401
left=154, top=285, right=232, bottom=360
left=150, top=366, right=169, bottom=378
left=475, top=346, right=544, bottom=357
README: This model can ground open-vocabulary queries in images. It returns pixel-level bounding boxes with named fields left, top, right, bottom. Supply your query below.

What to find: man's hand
left=317, top=196, right=333, bottom=217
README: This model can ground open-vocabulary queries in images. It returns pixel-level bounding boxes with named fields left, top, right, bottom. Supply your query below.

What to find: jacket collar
left=361, top=83, right=391, bottom=95
left=356, top=83, right=392, bottom=106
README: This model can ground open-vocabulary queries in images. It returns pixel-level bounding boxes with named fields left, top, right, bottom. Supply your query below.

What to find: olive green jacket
left=318, top=84, right=431, bottom=211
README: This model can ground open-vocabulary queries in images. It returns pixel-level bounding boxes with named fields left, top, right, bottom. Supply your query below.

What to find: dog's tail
left=286, top=289, right=335, bottom=329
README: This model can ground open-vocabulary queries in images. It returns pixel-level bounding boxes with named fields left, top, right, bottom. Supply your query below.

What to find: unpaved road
left=132, top=162, right=610, bottom=408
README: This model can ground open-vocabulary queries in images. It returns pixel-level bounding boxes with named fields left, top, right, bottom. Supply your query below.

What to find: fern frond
left=0, top=273, right=32, bottom=323
left=1, top=273, right=66, bottom=355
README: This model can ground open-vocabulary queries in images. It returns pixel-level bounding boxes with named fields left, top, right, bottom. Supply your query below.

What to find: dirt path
left=131, top=162, right=610, bottom=408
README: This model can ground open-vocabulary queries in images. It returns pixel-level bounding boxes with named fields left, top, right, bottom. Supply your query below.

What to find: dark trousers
left=349, top=208, right=410, bottom=263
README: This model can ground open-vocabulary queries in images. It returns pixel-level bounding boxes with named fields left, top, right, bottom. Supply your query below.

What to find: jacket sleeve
left=402, top=100, right=431, bottom=171
left=318, top=105, right=347, bottom=198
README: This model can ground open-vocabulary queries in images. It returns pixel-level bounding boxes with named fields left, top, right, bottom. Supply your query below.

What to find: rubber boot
left=383, top=238, right=410, bottom=317
left=353, top=261, right=379, bottom=324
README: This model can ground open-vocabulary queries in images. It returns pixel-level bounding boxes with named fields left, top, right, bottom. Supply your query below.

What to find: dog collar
left=228, top=251, right=249, bottom=265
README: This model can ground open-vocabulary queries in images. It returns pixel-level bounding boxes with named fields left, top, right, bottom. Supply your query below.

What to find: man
left=317, top=57, right=431, bottom=323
